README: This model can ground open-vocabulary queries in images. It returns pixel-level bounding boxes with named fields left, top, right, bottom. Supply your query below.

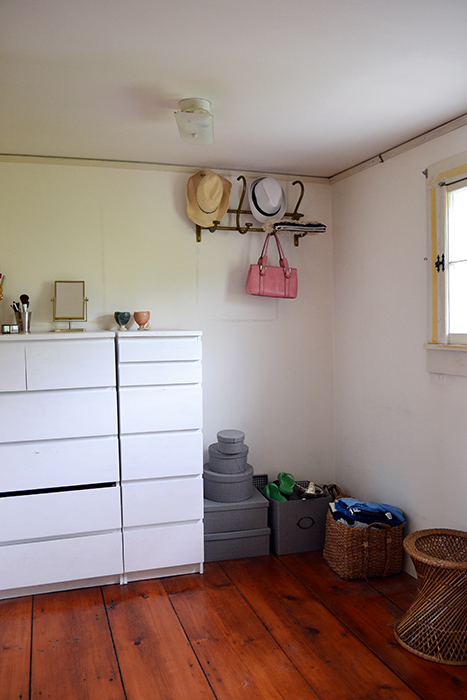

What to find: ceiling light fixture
left=174, top=98, right=214, bottom=145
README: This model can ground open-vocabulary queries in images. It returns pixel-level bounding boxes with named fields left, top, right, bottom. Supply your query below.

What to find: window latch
left=435, top=254, right=445, bottom=273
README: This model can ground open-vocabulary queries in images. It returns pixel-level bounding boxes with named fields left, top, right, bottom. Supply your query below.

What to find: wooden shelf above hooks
left=195, top=176, right=308, bottom=246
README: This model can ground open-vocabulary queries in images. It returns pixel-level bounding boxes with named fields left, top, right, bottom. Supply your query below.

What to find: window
left=427, top=153, right=467, bottom=347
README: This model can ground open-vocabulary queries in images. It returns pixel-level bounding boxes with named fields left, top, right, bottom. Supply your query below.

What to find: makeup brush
left=20, top=294, right=29, bottom=312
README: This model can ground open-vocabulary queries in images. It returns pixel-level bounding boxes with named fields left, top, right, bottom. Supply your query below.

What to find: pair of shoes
left=277, top=472, right=295, bottom=496
left=263, top=482, right=287, bottom=502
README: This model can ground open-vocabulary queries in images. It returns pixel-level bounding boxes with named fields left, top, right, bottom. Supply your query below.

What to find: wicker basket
left=323, top=509, right=405, bottom=579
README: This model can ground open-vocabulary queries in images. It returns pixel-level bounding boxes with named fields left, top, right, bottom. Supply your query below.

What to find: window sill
left=425, top=344, right=467, bottom=376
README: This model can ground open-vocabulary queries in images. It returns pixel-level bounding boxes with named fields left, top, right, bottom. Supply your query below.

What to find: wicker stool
left=394, top=528, right=467, bottom=665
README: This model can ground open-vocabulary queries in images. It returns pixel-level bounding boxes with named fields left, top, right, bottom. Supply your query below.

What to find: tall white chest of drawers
left=0, top=330, right=204, bottom=599
left=0, top=333, right=122, bottom=598
left=116, top=331, right=204, bottom=581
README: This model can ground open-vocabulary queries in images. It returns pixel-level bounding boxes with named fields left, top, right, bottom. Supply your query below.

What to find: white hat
left=186, top=169, right=232, bottom=227
left=248, top=177, right=287, bottom=223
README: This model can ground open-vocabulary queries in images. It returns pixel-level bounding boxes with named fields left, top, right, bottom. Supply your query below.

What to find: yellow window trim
left=427, top=156, right=467, bottom=347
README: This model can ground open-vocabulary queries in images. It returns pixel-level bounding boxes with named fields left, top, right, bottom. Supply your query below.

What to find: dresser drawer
left=0, top=485, right=121, bottom=543
left=120, top=431, right=202, bottom=480
left=0, top=388, right=118, bottom=443
left=0, top=343, right=26, bottom=392
left=119, top=385, right=202, bottom=433
left=118, top=335, right=201, bottom=363
left=118, top=361, right=201, bottom=387
left=0, top=532, right=123, bottom=591
left=122, top=478, right=203, bottom=528
left=25, top=339, right=116, bottom=390
left=123, top=522, right=203, bottom=573
left=0, top=436, right=119, bottom=492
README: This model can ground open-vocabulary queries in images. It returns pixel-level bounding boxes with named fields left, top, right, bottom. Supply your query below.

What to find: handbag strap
left=258, top=233, right=292, bottom=277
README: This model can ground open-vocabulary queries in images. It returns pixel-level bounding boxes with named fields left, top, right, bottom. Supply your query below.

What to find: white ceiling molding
left=330, top=113, right=467, bottom=184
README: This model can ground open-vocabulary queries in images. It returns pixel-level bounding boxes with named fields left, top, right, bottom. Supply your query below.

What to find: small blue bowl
left=114, top=311, right=130, bottom=329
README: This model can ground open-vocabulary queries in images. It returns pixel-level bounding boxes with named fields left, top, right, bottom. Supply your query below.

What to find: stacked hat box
left=203, top=430, right=270, bottom=562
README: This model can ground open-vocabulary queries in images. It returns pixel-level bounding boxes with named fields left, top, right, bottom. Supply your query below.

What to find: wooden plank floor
left=1, top=552, right=467, bottom=700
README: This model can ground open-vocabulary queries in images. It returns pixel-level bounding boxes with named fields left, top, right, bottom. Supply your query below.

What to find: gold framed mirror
left=52, top=281, right=88, bottom=330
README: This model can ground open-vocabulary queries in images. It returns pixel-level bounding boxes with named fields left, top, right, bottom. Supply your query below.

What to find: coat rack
left=195, top=176, right=308, bottom=246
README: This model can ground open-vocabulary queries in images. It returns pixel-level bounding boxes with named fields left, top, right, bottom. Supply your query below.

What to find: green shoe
left=277, top=472, right=295, bottom=495
left=263, top=482, right=287, bottom=502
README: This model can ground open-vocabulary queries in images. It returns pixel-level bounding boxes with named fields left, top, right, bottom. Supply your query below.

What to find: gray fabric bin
left=204, top=527, right=271, bottom=562
left=204, top=489, right=269, bottom=533
left=203, top=463, right=253, bottom=502
left=208, top=443, right=249, bottom=473
left=216, top=429, right=246, bottom=454
left=266, top=493, right=332, bottom=555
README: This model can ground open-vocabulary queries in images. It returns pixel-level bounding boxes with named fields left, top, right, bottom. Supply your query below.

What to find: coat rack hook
left=291, top=180, right=305, bottom=219
left=236, top=176, right=253, bottom=234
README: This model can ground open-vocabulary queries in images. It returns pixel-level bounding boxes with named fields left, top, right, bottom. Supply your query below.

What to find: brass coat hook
left=235, top=176, right=253, bottom=234
left=291, top=180, right=305, bottom=219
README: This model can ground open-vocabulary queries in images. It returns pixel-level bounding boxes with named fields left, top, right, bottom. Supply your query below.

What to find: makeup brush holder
left=16, top=311, right=31, bottom=334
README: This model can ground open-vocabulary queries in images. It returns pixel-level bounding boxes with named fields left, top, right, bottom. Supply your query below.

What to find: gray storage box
left=208, top=443, right=249, bottom=473
left=266, top=493, right=332, bottom=555
left=204, top=463, right=253, bottom=502
left=204, top=527, right=271, bottom=562
left=217, top=429, right=246, bottom=454
left=204, top=489, right=269, bottom=534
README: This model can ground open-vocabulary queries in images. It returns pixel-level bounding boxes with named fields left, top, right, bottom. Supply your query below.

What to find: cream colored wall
left=331, top=125, right=467, bottom=534
left=0, top=160, right=334, bottom=481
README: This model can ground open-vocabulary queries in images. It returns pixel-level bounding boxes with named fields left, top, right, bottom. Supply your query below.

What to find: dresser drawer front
left=122, top=478, right=203, bottom=527
left=0, top=485, right=121, bottom=543
left=0, top=388, right=118, bottom=443
left=119, top=385, right=202, bottom=433
left=118, top=336, right=201, bottom=363
left=118, top=361, right=201, bottom=387
left=0, top=532, right=123, bottom=591
left=25, top=339, right=116, bottom=390
left=0, top=344, right=26, bottom=392
left=123, top=522, right=203, bottom=573
left=120, top=432, right=202, bottom=480
left=0, top=436, right=119, bottom=492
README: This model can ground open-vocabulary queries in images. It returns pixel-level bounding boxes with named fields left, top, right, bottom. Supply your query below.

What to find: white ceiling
left=2, top=0, right=467, bottom=179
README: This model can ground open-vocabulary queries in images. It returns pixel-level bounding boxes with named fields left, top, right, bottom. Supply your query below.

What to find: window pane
left=448, top=260, right=467, bottom=333
left=447, top=186, right=467, bottom=262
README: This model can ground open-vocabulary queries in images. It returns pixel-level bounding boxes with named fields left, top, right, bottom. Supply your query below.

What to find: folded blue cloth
left=333, top=498, right=405, bottom=526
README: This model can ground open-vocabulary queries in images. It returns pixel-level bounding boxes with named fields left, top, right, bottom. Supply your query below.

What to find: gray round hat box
left=208, top=443, right=249, bottom=473
left=216, top=429, right=245, bottom=454
left=203, top=463, right=254, bottom=502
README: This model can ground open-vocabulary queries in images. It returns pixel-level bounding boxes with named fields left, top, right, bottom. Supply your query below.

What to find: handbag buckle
left=259, top=265, right=267, bottom=275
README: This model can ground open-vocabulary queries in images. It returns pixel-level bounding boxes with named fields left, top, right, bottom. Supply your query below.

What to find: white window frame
left=425, top=152, right=467, bottom=375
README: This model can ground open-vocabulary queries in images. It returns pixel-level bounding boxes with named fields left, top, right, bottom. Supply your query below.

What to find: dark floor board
left=281, top=551, right=467, bottom=700
left=103, top=579, right=214, bottom=700
left=0, top=595, right=32, bottom=700
left=220, top=555, right=420, bottom=700
left=164, top=563, right=319, bottom=700
left=30, top=587, right=125, bottom=700
left=368, top=571, right=418, bottom=611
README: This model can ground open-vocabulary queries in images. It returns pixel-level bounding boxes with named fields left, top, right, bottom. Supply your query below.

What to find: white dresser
left=116, top=331, right=204, bottom=580
left=0, top=333, right=122, bottom=598
left=0, top=330, right=204, bottom=599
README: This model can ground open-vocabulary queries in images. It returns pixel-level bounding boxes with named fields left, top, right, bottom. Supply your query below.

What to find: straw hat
left=248, top=176, right=286, bottom=223
left=186, top=169, right=232, bottom=227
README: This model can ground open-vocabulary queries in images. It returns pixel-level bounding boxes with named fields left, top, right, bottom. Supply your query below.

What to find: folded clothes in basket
left=330, top=498, right=405, bottom=528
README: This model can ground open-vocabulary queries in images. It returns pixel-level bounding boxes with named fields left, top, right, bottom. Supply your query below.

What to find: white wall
left=331, top=126, right=467, bottom=534
left=0, top=160, right=334, bottom=481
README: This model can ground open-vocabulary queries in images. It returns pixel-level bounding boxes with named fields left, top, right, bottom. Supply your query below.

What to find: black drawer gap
left=0, top=482, right=117, bottom=499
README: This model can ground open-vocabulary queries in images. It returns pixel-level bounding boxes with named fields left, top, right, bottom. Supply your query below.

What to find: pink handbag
left=246, top=232, right=298, bottom=298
